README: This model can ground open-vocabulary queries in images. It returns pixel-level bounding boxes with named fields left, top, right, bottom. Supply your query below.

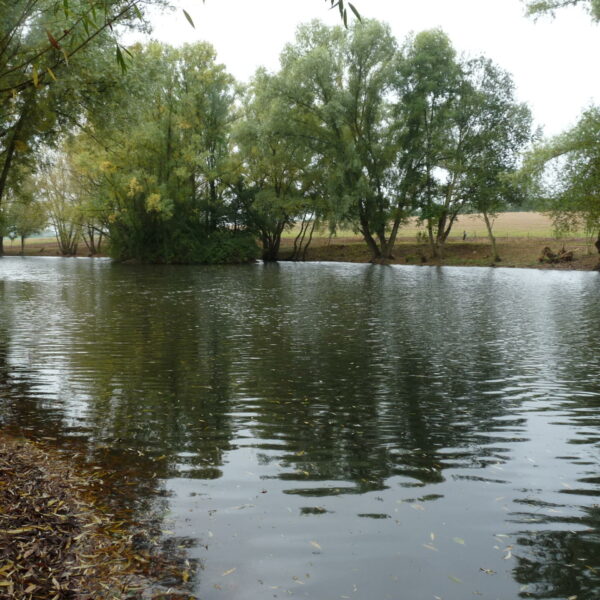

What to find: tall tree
left=232, top=70, right=314, bottom=261
left=397, top=33, right=531, bottom=259
left=275, top=20, right=402, bottom=261
left=395, top=29, right=461, bottom=259
left=71, top=42, right=257, bottom=263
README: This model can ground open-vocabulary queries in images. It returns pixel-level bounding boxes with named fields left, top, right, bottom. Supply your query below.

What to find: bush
left=108, top=218, right=260, bottom=264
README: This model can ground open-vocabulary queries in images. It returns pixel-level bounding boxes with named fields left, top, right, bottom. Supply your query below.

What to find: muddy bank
left=0, top=434, right=196, bottom=600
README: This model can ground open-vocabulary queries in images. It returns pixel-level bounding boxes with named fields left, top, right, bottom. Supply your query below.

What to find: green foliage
left=526, top=0, right=600, bottom=21
left=71, top=42, right=260, bottom=264
left=395, top=31, right=532, bottom=258
left=525, top=107, right=600, bottom=247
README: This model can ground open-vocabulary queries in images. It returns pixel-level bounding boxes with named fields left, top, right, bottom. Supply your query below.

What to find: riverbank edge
left=2, top=237, right=600, bottom=271
left=0, top=432, right=196, bottom=600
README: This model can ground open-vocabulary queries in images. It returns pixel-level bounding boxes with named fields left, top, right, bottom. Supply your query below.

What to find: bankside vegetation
left=1, top=1, right=598, bottom=264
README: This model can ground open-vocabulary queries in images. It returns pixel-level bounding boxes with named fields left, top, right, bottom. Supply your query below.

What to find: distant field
left=283, top=212, right=588, bottom=240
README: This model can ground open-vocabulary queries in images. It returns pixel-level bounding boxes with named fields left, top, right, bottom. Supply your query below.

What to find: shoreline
left=0, top=432, right=196, bottom=600
left=2, top=236, right=599, bottom=272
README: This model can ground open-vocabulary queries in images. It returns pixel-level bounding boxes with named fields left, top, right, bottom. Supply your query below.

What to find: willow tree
left=232, top=70, right=316, bottom=261
left=396, top=31, right=531, bottom=259
left=275, top=20, right=403, bottom=261
left=0, top=0, right=156, bottom=230
left=71, top=42, right=257, bottom=263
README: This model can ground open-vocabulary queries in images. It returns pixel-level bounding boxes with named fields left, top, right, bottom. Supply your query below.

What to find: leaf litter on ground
left=0, top=434, right=197, bottom=599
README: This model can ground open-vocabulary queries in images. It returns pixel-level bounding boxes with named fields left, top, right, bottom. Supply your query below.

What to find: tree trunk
left=595, top=232, right=600, bottom=255
left=301, top=219, right=317, bottom=261
left=482, top=211, right=500, bottom=262
left=261, top=224, right=284, bottom=262
left=20, top=236, right=25, bottom=255
left=357, top=201, right=381, bottom=260
left=0, top=99, right=30, bottom=213
left=427, top=220, right=438, bottom=258
left=292, top=212, right=310, bottom=260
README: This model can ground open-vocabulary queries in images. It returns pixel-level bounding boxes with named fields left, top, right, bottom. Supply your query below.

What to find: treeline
left=1, top=13, right=599, bottom=262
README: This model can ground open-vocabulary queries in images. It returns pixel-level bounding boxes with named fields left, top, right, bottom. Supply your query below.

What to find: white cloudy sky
left=140, top=0, right=599, bottom=137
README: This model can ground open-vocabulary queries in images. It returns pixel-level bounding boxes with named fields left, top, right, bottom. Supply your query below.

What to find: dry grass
left=283, top=212, right=589, bottom=240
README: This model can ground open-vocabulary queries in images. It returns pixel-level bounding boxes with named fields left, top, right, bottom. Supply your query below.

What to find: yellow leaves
left=1, top=525, right=48, bottom=534
left=47, top=67, right=57, bottom=82
left=309, top=540, right=322, bottom=550
left=145, top=193, right=162, bottom=213
left=222, top=567, right=237, bottom=576
left=32, top=65, right=39, bottom=88
left=99, top=161, right=116, bottom=173
left=127, top=177, right=144, bottom=197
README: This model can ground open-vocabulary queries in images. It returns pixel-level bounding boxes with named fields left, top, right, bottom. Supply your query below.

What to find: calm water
left=1, top=257, right=600, bottom=600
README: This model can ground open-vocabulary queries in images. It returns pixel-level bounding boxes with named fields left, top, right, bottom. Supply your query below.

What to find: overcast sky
left=141, top=0, right=599, bottom=137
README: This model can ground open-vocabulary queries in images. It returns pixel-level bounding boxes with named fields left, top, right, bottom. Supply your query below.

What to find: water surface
left=1, top=257, right=599, bottom=600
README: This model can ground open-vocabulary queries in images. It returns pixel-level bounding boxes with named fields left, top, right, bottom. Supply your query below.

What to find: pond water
left=1, top=257, right=600, bottom=600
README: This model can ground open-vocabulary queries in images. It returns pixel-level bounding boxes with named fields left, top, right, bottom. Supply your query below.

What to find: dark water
left=1, top=257, right=600, bottom=600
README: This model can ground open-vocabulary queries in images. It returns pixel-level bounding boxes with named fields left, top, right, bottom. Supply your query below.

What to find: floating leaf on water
left=504, top=551, right=512, bottom=560
left=411, top=504, right=425, bottom=511
left=222, top=568, right=237, bottom=576
left=422, top=543, right=438, bottom=552
left=430, top=532, right=435, bottom=541
left=452, top=537, right=465, bottom=545
left=310, top=541, right=322, bottom=550
left=448, top=575, right=462, bottom=583
left=480, top=568, right=495, bottom=575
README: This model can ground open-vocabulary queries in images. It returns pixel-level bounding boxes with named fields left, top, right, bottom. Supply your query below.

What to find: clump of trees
left=26, top=20, right=529, bottom=263
left=3, top=3, right=598, bottom=265
left=2, top=11, right=536, bottom=263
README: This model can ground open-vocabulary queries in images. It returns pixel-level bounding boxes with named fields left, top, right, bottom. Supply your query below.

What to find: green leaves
left=526, top=0, right=600, bottom=22
left=115, top=46, right=127, bottom=74
left=183, top=9, right=195, bottom=29
left=326, top=1, right=361, bottom=27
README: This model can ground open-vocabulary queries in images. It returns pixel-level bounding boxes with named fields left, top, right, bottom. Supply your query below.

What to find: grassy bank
left=3, top=213, right=599, bottom=270
left=280, top=235, right=600, bottom=270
